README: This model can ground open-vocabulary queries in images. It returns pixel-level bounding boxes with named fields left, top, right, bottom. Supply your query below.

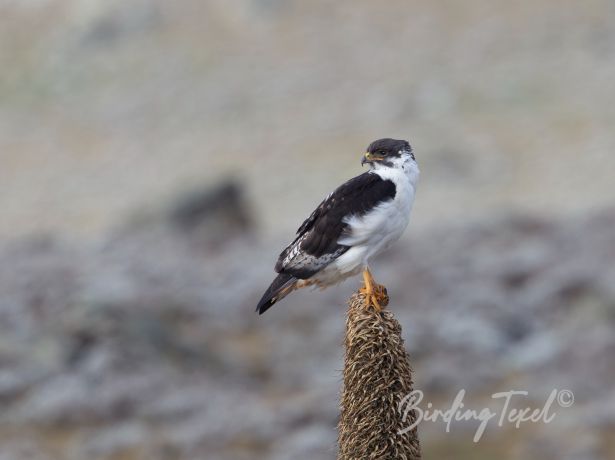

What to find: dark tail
left=256, top=273, right=297, bottom=315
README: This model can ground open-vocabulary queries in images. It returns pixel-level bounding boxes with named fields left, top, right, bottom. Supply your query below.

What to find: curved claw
left=359, top=268, right=389, bottom=311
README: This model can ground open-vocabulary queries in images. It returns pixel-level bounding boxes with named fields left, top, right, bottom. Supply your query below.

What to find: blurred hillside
left=1, top=0, right=614, bottom=238
left=1, top=203, right=614, bottom=459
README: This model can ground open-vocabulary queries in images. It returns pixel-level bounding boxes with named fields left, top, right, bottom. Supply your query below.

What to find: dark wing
left=275, top=172, right=396, bottom=279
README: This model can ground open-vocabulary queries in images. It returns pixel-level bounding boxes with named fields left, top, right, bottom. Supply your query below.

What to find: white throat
left=370, top=152, right=420, bottom=189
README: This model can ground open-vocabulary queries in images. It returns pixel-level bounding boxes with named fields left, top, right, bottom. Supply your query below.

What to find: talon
left=359, top=267, right=389, bottom=311
left=374, top=284, right=389, bottom=309
left=370, top=294, right=382, bottom=312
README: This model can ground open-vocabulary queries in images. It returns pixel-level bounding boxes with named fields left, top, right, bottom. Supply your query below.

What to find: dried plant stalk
left=338, top=291, right=421, bottom=460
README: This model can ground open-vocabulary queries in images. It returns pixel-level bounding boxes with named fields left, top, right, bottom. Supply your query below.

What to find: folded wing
left=275, top=172, right=396, bottom=279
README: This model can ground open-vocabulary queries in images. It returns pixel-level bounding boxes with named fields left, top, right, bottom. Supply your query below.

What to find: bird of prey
left=256, top=138, right=419, bottom=314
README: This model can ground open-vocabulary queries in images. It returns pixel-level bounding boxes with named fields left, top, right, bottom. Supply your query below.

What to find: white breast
left=338, top=159, right=419, bottom=267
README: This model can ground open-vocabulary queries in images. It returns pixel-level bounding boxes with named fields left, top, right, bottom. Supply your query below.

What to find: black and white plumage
left=256, top=138, right=419, bottom=314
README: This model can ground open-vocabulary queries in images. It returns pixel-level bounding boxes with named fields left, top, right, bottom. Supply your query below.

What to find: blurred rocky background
left=1, top=1, right=614, bottom=459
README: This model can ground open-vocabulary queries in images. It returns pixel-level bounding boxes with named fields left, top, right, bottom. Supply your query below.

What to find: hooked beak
left=361, top=152, right=383, bottom=166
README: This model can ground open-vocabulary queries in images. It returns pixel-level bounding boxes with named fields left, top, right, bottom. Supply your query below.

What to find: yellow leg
left=359, top=267, right=389, bottom=311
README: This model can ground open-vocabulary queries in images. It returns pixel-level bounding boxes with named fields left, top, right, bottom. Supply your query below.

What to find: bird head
left=361, top=138, right=415, bottom=169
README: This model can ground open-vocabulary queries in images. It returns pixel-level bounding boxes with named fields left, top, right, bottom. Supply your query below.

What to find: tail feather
left=256, top=273, right=298, bottom=315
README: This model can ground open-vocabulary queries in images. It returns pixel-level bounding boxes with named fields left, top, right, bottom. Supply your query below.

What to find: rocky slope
left=0, top=195, right=613, bottom=459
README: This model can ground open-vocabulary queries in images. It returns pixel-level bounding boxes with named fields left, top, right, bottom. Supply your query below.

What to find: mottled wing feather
left=275, top=172, right=396, bottom=279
